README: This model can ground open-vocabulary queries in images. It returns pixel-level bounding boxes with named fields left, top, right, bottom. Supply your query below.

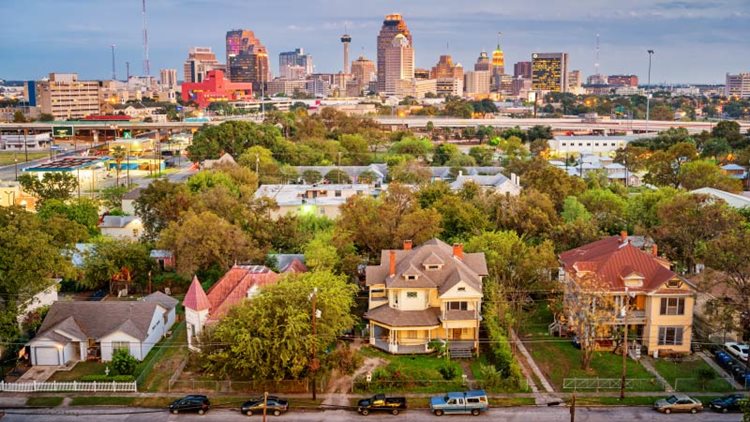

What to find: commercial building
left=608, top=74, right=639, bottom=87
left=531, top=52, right=569, bottom=93
left=350, top=55, right=376, bottom=95
left=568, top=70, right=582, bottom=89
left=159, top=68, right=177, bottom=89
left=514, top=61, right=532, bottom=79
left=279, top=48, right=314, bottom=79
left=377, top=14, right=413, bottom=93
left=183, top=47, right=222, bottom=83
left=229, top=49, right=270, bottom=91
left=383, top=33, right=415, bottom=96
left=464, top=71, right=491, bottom=97
left=431, top=55, right=463, bottom=97
left=0, top=132, right=52, bottom=151
left=491, top=43, right=505, bottom=92
left=474, top=51, right=491, bottom=72
left=266, top=78, right=307, bottom=96
left=181, top=70, right=253, bottom=108
left=725, top=73, right=750, bottom=98
left=35, top=73, right=101, bottom=120
left=549, top=134, right=648, bottom=157
left=396, top=78, right=437, bottom=99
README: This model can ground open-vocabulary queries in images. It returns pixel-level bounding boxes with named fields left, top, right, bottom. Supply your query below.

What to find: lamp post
left=645, top=50, right=655, bottom=133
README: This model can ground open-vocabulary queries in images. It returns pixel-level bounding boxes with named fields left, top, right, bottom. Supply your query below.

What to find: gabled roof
left=99, top=215, right=141, bottom=228
left=364, top=305, right=441, bottom=327
left=365, top=238, right=487, bottom=295
left=35, top=301, right=162, bottom=343
left=204, top=265, right=279, bottom=320
left=143, top=291, right=179, bottom=310
left=281, top=258, right=308, bottom=273
left=691, top=187, right=750, bottom=209
left=560, top=236, right=679, bottom=292
left=183, top=276, right=210, bottom=312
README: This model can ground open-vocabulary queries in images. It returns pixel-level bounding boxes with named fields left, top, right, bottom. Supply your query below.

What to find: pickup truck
left=357, top=394, right=407, bottom=416
left=430, top=390, right=489, bottom=416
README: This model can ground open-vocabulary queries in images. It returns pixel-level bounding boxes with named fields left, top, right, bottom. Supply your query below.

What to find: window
left=406, top=275, right=417, bottom=280
left=407, top=330, right=418, bottom=339
left=660, top=298, right=685, bottom=315
left=406, top=291, right=418, bottom=298
left=334, top=190, right=342, bottom=197
left=426, top=264, right=440, bottom=270
left=112, top=341, right=130, bottom=352
left=448, top=301, right=468, bottom=311
left=658, top=327, right=684, bottom=346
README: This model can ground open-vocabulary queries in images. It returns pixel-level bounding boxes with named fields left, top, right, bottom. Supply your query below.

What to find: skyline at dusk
left=1, top=0, right=749, bottom=83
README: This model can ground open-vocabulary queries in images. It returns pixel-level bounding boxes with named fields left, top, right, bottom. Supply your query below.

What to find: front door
left=451, top=328, right=462, bottom=340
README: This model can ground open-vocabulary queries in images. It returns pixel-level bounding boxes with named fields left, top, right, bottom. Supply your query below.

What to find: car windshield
left=740, top=345, right=749, bottom=352
left=666, top=396, right=679, bottom=404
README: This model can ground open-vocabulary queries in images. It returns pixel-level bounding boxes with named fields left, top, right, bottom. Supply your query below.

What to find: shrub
left=483, top=311, right=522, bottom=384
left=479, top=363, right=504, bottom=388
left=111, top=349, right=138, bottom=376
left=79, top=374, right=135, bottom=382
left=428, top=339, right=447, bottom=358
left=438, top=364, right=459, bottom=380
left=328, top=343, right=363, bottom=375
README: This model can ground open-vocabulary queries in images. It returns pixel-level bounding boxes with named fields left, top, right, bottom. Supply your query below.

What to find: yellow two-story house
left=559, top=233, right=696, bottom=355
left=364, top=239, right=488, bottom=355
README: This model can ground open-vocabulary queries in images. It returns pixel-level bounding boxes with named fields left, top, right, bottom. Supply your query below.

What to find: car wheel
left=273, top=410, right=281, bottom=416
left=392, top=409, right=399, bottom=415
left=664, top=408, right=671, bottom=414
left=435, top=409, right=444, bottom=416
left=246, top=410, right=253, bottom=416
left=690, top=408, right=697, bottom=414
left=198, top=409, right=205, bottom=415
left=361, top=409, right=369, bottom=416
left=171, top=410, right=178, bottom=415
left=471, top=409, right=480, bottom=416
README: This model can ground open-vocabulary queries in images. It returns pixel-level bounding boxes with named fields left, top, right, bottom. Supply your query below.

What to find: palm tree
left=111, top=146, right=127, bottom=187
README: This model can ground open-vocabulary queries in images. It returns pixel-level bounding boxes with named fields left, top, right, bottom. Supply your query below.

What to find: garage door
left=34, top=347, right=60, bottom=366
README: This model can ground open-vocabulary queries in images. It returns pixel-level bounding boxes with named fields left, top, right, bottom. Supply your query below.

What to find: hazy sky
left=1, top=0, right=748, bottom=83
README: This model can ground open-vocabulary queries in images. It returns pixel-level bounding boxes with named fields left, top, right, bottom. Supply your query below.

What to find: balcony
left=615, top=309, right=647, bottom=324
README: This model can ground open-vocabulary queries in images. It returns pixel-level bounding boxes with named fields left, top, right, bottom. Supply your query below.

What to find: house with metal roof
left=364, top=239, right=488, bottom=357
left=449, top=172, right=521, bottom=195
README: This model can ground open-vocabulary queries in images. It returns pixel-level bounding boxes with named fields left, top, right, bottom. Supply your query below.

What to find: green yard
left=135, top=322, right=189, bottom=391
left=651, top=358, right=735, bottom=392
left=70, top=396, right=135, bottom=406
left=49, top=362, right=108, bottom=382
left=356, top=346, right=465, bottom=393
left=25, top=396, right=64, bottom=407
left=0, top=151, right=49, bottom=166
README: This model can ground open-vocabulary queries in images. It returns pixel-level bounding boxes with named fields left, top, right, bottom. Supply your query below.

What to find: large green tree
left=80, top=239, right=156, bottom=291
left=134, top=179, right=192, bottom=241
left=202, top=271, right=357, bottom=380
left=36, top=198, right=100, bottom=238
left=18, top=172, right=78, bottom=204
left=187, top=120, right=286, bottom=162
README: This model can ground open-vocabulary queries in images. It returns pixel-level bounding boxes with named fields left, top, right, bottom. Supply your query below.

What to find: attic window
left=426, top=264, right=440, bottom=270
left=405, top=275, right=418, bottom=280
left=666, top=279, right=683, bottom=289
left=457, top=287, right=466, bottom=292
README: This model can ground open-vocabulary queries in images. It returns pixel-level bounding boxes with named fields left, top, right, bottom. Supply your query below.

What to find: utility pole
left=23, top=129, right=28, bottom=163
left=310, top=287, right=319, bottom=401
left=111, top=44, right=117, bottom=80
left=645, top=50, right=654, bottom=134
left=620, top=288, right=630, bottom=400
left=255, top=154, right=260, bottom=176
left=570, top=393, right=576, bottom=422
left=262, top=391, right=268, bottom=422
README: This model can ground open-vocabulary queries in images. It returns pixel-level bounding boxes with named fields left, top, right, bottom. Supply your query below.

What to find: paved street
left=0, top=406, right=742, bottom=422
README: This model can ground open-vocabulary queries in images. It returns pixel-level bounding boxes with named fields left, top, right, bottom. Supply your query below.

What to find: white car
left=725, top=342, right=749, bottom=361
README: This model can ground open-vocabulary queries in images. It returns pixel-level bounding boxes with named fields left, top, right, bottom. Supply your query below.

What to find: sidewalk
left=509, top=328, right=559, bottom=406
left=698, top=351, right=743, bottom=390
left=639, top=358, right=673, bottom=392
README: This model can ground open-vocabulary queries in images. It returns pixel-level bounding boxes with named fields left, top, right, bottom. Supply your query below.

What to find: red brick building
left=180, top=69, right=253, bottom=109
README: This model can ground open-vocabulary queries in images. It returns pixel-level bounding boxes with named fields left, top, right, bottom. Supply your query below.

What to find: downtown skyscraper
left=226, top=29, right=270, bottom=90
left=377, top=14, right=413, bottom=93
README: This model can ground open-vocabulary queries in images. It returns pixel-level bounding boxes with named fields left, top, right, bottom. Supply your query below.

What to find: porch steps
left=449, top=348, right=473, bottom=359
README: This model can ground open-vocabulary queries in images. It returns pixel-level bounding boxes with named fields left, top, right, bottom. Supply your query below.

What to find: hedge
left=78, top=374, right=135, bottom=382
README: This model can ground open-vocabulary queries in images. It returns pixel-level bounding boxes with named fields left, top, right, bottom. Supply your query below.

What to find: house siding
left=643, top=294, right=694, bottom=354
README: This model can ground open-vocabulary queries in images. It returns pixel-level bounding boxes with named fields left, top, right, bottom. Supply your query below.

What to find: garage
left=32, top=347, right=60, bottom=366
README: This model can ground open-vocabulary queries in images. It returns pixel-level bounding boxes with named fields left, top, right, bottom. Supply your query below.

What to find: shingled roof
left=559, top=236, right=678, bottom=292
left=365, top=238, right=488, bottom=295
left=36, top=301, right=162, bottom=342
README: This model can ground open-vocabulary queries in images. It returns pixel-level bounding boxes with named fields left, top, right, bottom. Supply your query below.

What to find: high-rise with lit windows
left=377, top=14, right=412, bottom=93
left=531, top=52, right=569, bottom=92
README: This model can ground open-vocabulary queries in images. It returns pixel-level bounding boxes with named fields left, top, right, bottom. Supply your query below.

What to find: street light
left=645, top=50, right=655, bottom=133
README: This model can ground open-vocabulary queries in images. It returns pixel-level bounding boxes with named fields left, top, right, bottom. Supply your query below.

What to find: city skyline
left=1, top=0, right=749, bottom=83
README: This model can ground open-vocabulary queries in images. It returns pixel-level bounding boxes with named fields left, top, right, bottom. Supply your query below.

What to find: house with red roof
left=183, top=265, right=279, bottom=350
left=559, top=232, right=696, bottom=356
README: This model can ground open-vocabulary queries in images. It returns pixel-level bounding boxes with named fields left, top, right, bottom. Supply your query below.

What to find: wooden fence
left=0, top=380, right=137, bottom=393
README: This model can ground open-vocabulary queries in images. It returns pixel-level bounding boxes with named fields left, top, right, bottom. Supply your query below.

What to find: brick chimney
left=389, top=250, right=397, bottom=277
left=403, top=240, right=413, bottom=250
left=651, top=244, right=658, bottom=256
left=619, top=230, right=628, bottom=244
left=452, top=243, right=464, bottom=260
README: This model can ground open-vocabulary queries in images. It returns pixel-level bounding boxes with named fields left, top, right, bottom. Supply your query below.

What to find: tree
left=625, top=187, right=680, bottom=231
left=527, top=125, right=553, bottom=141
left=643, top=142, right=697, bottom=188
left=324, top=169, right=352, bottom=184
left=18, top=172, right=78, bottom=204
left=388, top=137, right=433, bottom=159
left=652, top=193, right=742, bottom=273
left=493, top=189, right=559, bottom=240
left=563, top=273, right=616, bottom=370
left=38, top=113, right=54, bottom=122
left=111, top=348, right=137, bottom=375
left=158, top=210, right=262, bottom=278
left=578, top=188, right=628, bottom=234
left=561, top=196, right=592, bottom=223
left=81, top=238, right=156, bottom=291
left=202, top=271, right=357, bottom=380
left=339, top=134, right=371, bottom=165
left=389, top=159, right=432, bottom=185
left=187, top=121, right=285, bottom=162
left=432, top=143, right=460, bottom=165
left=111, top=146, right=127, bottom=187
left=101, top=186, right=129, bottom=213
left=507, top=158, right=585, bottom=208
left=36, top=198, right=99, bottom=238
left=468, top=146, right=495, bottom=166
left=134, top=180, right=192, bottom=241
left=712, top=120, right=745, bottom=149
left=12, top=110, right=26, bottom=123
left=650, top=103, right=674, bottom=121
left=238, top=146, right=282, bottom=184
left=678, top=160, right=743, bottom=192
left=432, top=195, right=490, bottom=242
left=303, top=230, right=339, bottom=271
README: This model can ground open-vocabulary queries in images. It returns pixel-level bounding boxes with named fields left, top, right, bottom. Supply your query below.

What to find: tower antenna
left=111, top=44, right=117, bottom=80
left=497, top=31, right=502, bottom=48
left=595, top=33, right=600, bottom=76
left=142, top=0, right=150, bottom=76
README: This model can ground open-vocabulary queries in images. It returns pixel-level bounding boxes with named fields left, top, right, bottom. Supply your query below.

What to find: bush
left=484, top=311, right=522, bottom=383
left=479, top=363, right=504, bottom=388
left=328, top=343, right=363, bottom=375
left=79, top=374, right=135, bottom=382
left=111, top=349, right=138, bottom=376
left=439, top=364, right=459, bottom=380
left=428, top=339, right=447, bottom=358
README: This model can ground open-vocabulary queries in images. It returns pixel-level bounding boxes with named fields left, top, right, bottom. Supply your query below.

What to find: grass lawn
left=136, top=322, right=189, bottom=392
left=356, top=346, right=465, bottom=393
left=0, top=151, right=49, bottom=166
left=520, top=305, right=661, bottom=392
left=572, top=395, right=724, bottom=407
left=49, top=362, right=108, bottom=382
left=25, top=396, right=64, bottom=407
left=70, top=396, right=135, bottom=406
left=651, top=358, right=734, bottom=392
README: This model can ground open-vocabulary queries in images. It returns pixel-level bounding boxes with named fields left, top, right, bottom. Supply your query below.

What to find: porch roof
left=365, top=306, right=441, bottom=327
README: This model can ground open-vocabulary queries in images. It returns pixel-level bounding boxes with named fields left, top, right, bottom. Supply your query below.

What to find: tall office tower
left=531, top=52, right=569, bottom=93
left=725, top=73, right=750, bottom=98
left=226, top=29, right=271, bottom=87
left=608, top=74, right=639, bottom=87
left=491, top=38, right=505, bottom=91
left=568, top=70, right=582, bottom=89
left=279, top=48, right=314, bottom=79
left=514, top=61, right=532, bottom=78
left=36, top=73, right=101, bottom=120
left=351, top=55, right=376, bottom=94
left=383, top=33, right=414, bottom=95
left=464, top=70, right=491, bottom=97
left=160, top=68, right=177, bottom=89
left=183, top=47, right=221, bottom=83
left=341, top=34, right=352, bottom=74
left=226, top=29, right=260, bottom=78
left=586, top=74, right=608, bottom=85
left=474, top=51, right=490, bottom=71
left=377, top=14, right=412, bottom=93
left=430, top=55, right=463, bottom=79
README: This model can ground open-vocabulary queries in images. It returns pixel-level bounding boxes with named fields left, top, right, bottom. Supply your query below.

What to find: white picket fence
left=0, top=380, right=137, bottom=393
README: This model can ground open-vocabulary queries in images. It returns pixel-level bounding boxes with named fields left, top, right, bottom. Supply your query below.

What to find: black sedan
left=709, top=394, right=745, bottom=413
left=241, top=396, right=289, bottom=416
left=169, top=394, right=211, bottom=415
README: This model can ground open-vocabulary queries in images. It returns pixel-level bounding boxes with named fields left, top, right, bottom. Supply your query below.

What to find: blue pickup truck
left=429, top=390, right=489, bottom=416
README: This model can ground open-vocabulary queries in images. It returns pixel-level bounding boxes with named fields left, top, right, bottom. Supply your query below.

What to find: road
left=0, top=406, right=741, bottom=422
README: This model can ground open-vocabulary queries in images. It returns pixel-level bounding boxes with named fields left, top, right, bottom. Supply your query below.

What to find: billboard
left=52, top=126, right=74, bottom=138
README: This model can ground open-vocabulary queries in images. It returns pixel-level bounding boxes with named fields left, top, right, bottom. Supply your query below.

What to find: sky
left=1, top=0, right=749, bottom=84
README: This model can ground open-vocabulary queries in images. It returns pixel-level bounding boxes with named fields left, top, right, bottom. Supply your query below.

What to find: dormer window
left=666, top=279, right=683, bottom=289
left=457, top=287, right=466, bottom=292
left=425, top=264, right=440, bottom=270
left=405, top=275, right=418, bottom=280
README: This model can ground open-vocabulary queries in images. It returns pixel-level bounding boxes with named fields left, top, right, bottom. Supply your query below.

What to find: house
left=202, top=153, right=237, bottom=169
left=27, top=292, right=178, bottom=366
left=551, top=155, right=642, bottom=186
left=559, top=232, right=696, bottom=356
left=99, top=215, right=143, bottom=240
left=268, top=253, right=308, bottom=273
left=121, top=187, right=144, bottom=215
left=150, top=249, right=175, bottom=271
left=12, top=280, right=60, bottom=327
left=429, top=166, right=505, bottom=182
left=255, top=183, right=384, bottom=219
left=721, top=164, right=748, bottom=180
left=183, top=265, right=279, bottom=350
left=364, top=239, right=488, bottom=356
left=293, top=164, right=389, bottom=184
left=449, top=172, right=521, bottom=195
left=691, top=187, right=750, bottom=209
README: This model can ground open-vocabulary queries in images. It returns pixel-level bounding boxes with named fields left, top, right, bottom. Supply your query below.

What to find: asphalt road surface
left=0, top=407, right=742, bottom=422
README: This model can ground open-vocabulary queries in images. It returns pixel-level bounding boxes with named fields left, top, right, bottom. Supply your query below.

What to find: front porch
left=369, top=323, right=477, bottom=356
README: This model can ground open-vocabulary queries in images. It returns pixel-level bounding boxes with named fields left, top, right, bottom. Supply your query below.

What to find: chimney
left=403, top=240, right=413, bottom=250
left=651, top=244, right=658, bottom=256
left=620, top=230, right=628, bottom=244
left=389, top=250, right=397, bottom=277
left=452, top=243, right=464, bottom=260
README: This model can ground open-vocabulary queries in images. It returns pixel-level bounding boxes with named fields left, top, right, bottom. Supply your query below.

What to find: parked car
left=653, top=394, right=702, bottom=414
left=240, top=396, right=289, bottom=416
left=430, top=390, right=489, bottom=416
left=709, top=394, right=745, bottom=413
left=725, top=342, right=749, bottom=361
left=169, top=395, right=210, bottom=415
left=357, top=394, right=407, bottom=416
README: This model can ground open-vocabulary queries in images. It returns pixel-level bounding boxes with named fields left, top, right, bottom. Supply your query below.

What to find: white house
left=16, top=280, right=60, bottom=327
left=449, top=172, right=521, bottom=195
left=99, top=215, right=143, bottom=240
left=27, top=292, right=178, bottom=366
